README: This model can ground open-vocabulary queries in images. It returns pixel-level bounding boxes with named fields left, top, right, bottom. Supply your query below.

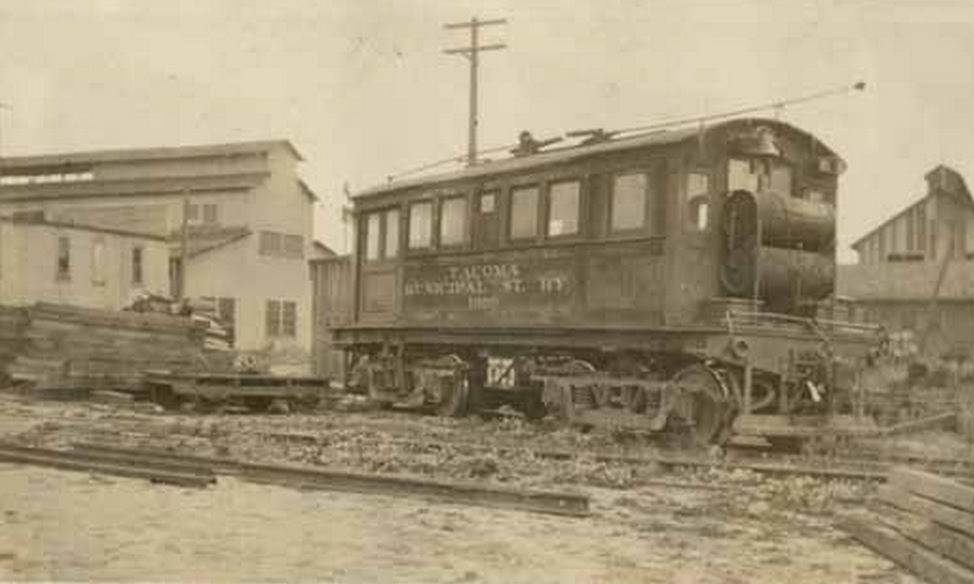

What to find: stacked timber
left=840, top=467, right=974, bottom=584
left=2, top=302, right=209, bottom=394
left=0, top=306, right=30, bottom=383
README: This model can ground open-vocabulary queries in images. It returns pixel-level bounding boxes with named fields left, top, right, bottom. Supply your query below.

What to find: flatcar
left=329, top=118, right=884, bottom=446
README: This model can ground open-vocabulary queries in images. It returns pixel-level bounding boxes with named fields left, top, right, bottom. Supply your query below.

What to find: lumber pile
left=1, top=302, right=209, bottom=394
left=840, top=466, right=974, bottom=584
left=0, top=306, right=30, bottom=382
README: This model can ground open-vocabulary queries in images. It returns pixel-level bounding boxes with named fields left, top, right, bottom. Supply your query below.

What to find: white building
left=0, top=140, right=317, bottom=359
left=0, top=216, right=168, bottom=310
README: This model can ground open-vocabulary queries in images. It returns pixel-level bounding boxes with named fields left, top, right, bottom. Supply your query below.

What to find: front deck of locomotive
left=333, top=117, right=884, bottom=446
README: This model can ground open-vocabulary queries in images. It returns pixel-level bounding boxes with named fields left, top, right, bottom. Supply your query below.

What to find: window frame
left=544, top=179, right=582, bottom=239
left=685, top=170, right=712, bottom=233
left=56, top=236, right=71, bottom=282
left=407, top=200, right=434, bottom=250
left=266, top=299, right=282, bottom=337
left=132, top=245, right=144, bottom=286
left=283, top=234, right=304, bottom=259
left=363, top=206, right=402, bottom=261
left=282, top=300, right=297, bottom=337
left=91, top=236, right=106, bottom=286
left=365, top=212, right=382, bottom=261
left=438, top=194, right=469, bottom=248
left=508, top=184, right=541, bottom=241
left=609, top=171, right=652, bottom=235
left=203, top=203, right=218, bottom=224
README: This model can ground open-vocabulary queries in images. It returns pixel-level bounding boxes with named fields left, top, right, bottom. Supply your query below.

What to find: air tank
left=724, top=190, right=835, bottom=252
left=720, top=190, right=837, bottom=313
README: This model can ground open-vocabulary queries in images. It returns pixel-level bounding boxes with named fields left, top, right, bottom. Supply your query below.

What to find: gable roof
left=312, top=240, right=337, bottom=257
left=851, top=164, right=974, bottom=249
left=0, top=172, right=269, bottom=204
left=837, top=260, right=974, bottom=301
left=356, top=117, right=841, bottom=198
left=298, top=179, right=319, bottom=202
left=0, top=140, right=303, bottom=172
left=0, top=215, right=167, bottom=241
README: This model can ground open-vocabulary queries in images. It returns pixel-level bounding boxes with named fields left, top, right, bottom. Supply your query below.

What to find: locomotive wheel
left=666, top=364, right=728, bottom=447
left=435, top=376, right=469, bottom=417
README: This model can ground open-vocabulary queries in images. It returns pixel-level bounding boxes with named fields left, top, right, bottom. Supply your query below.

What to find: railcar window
left=510, top=186, right=539, bottom=239
left=439, top=196, right=467, bottom=246
left=770, top=164, right=793, bottom=196
left=408, top=201, right=433, bottom=249
left=727, top=159, right=759, bottom=192
left=686, top=172, right=710, bottom=231
left=547, top=181, right=580, bottom=236
left=480, top=192, right=496, bottom=213
left=365, top=213, right=381, bottom=261
left=384, top=208, right=400, bottom=258
left=610, top=173, right=647, bottom=232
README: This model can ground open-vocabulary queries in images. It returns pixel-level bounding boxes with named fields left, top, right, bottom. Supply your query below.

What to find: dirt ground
left=0, top=393, right=937, bottom=583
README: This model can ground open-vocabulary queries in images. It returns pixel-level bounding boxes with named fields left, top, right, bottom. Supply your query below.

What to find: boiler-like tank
left=720, top=190, right=836, bottom=313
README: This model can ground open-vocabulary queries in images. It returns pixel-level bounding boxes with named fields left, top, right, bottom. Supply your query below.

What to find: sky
left=2, top=0, right=974, bottom=260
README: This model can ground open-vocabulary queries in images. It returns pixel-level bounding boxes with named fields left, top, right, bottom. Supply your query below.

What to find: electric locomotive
left=329, top=117, right=883, bottom=446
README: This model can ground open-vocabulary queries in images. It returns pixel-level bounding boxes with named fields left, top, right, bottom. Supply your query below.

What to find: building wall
left=91, top=153, right=268, bottom=181
left=854, top=191, right=974, bottom=264
left=4, top=190, right=256, bottom=236
left=859, top=299, right=974, bottom=358
left=0, top=141, right=317, bottom=360
left=0, top=221, right=168, bottom=310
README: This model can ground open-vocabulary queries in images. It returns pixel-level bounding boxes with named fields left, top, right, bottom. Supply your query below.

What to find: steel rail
left=0, top=442, right=214, bottom=487
left=70, top=442, right=590, bottom=518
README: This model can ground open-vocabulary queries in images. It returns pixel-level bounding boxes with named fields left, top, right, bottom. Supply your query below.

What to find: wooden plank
left=879, top=485, right=974, bottom=537
left=883, top=413, right=959, bottom=436
left=840, top=516, right=974, bottom=584
left=890, top=467, right=974, bottom=513
left=879, top=504, right=974, bottom=571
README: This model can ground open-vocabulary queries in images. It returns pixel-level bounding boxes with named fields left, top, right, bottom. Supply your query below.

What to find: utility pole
left=178, top=191, right=191, bottom=303
left=443, top=16, right=507, bottom=167
left=0, top=101, right=11, bottom=178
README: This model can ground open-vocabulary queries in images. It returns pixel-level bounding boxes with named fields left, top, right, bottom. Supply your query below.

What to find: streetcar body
left=327, top=118, right=883, bottom=444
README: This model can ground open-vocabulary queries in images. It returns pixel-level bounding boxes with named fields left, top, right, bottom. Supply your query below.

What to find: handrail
left=726, top=310, right=883, bottom=334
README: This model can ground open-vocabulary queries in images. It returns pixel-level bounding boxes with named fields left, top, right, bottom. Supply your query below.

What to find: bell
left=750, top=127, right=781, bottom=158
left=730, top=126, right=780, bottom=158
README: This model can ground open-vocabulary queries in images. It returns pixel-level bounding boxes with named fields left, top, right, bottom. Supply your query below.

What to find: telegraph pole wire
left=443, top=16, right=508, bottom=167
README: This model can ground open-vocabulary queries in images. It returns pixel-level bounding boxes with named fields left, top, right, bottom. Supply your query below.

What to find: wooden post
left=178, top=192, right=190, bottom=301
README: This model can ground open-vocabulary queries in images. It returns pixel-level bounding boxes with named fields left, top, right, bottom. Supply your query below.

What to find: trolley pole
left=443, top=16, right=507, bottom=167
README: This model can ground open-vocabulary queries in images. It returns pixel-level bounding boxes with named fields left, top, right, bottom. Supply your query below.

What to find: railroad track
left=0, top=441, right=589, bottom=518
left=260, top=429, right=972, bottom=482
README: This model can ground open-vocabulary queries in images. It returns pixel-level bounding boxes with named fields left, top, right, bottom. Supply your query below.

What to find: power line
left=612, top=81, right=866, bottom=136
left=383, top=80, right=866, bottom=184
left=443, top=16, right=508, bottom=167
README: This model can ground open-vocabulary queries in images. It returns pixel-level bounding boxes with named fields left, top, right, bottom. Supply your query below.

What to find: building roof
left=837, top=260, right=974, bottom=301
left=297, top=179, right=319, bottom=202
left=851, top=164, right=974, bottom=249
left=167, top=225, right=252, bottom=258
left=0, top=140, right=303, bottom=172
left=0, top=172, right=269, bottom=204
left=356, top=117, right=841, bottom=198
left=311, top=240, right=337, bottom=258
left=0, top=215, right=167, bottom=241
